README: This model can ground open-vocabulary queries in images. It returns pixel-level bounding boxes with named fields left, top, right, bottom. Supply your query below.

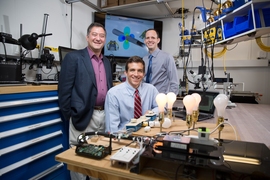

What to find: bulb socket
left=186, top=114, right=193, bottom=129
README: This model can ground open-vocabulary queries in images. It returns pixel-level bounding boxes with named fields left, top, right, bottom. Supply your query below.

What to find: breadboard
left=110, top=147, right=140, bottom=169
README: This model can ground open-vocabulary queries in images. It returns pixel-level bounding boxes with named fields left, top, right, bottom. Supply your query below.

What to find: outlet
left=258, top=51, right=267, bottom=59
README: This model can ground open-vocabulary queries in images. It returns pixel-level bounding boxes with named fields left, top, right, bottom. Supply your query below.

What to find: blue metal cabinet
left=0, top=91, right=70, bottom=180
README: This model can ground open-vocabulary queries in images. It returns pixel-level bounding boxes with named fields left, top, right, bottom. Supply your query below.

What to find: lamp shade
left=155, top=93, right=167, bottom=112
left=183, top=95, right=196, bottom=115
left=167, top=92, right=177, bottom=109
left=213, top=94, right=228, bottom=117
left=19, top=33, right=38, bottom=50
left=191, top=93, right=201, bottom=110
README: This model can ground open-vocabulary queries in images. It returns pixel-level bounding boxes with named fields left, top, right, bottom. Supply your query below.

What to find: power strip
left=110, top=147, right=140, bottom=169
left=185, top=135, right=218, bottom=146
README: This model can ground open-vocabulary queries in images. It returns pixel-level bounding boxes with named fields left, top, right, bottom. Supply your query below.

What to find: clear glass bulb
left=213, top=94, right=228, bottom=117
left=155, top=93, right=167, bottom=112
left=167, top=92, right=177, bottom=109
left=191, top=93, right=201, bottom=110
left=183, top=95, right=196, bottom=115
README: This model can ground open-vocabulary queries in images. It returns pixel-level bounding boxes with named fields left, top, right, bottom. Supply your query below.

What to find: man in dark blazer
left=58, top=22, right=113, bottom=180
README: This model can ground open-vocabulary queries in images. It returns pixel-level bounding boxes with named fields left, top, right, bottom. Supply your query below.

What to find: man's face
left=125, top=62, right=145, bottom=89
left=86, top=26, right=106, bottom=53
left=144, top=30, right=160, bottom=51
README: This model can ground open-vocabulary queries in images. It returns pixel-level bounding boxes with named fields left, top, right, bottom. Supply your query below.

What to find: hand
left=144, top=110, right=154, bottom=115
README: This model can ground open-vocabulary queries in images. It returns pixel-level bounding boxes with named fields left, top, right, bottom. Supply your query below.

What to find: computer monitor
left=58, top=46, right=76, bottom=64
left=187, top=89, right=219, bottom=114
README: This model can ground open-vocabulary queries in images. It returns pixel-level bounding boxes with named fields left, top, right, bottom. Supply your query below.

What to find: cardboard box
left=119, top=0, right=148, bottom=5
left=101, top=0, right=119, bottom=8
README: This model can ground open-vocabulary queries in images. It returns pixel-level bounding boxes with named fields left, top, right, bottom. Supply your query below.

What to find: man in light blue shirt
left=105, top=56, right=159, bottom=133
left=143, top=29, right=179, bottom=95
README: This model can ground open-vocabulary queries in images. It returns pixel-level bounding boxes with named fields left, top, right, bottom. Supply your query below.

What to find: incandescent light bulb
left=183, top=95, right=196, bottom=115
left=213, top=94, right=228, bottom=117
left=155, top=93, right=167, bottom=112
left=191, top=93, right=201, bottom=110
left=167, top=92, right=177, bottom=109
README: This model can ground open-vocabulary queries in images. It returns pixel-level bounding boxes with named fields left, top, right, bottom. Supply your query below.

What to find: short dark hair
left=125, top=56, right=145, bottom=73
left=145, top=28, right=159, bottom=38
left=87, top=22, right=106, bottom=35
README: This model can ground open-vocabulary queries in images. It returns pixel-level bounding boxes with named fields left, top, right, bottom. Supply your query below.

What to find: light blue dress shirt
left=105, top=81, right=159, bottom=133
left=143, top=48, right=179, bottom=95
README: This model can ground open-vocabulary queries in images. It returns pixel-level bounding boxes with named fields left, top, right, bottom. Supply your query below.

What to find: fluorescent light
left=223, top=155, right=261, bottom=165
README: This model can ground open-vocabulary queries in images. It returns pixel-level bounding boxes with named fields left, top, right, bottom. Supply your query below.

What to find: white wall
left=0, top=0, right=94, bottom=56
left=1, top=0, right=270, bottom=104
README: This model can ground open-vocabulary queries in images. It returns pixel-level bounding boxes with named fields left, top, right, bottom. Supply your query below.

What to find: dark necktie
left=146, top=55, right=153, bottom=83
left=134, top=89, right=142, bottom=119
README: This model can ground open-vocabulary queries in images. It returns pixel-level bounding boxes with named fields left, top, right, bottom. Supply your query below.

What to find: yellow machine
left=204, top=26, right=223, bottom=44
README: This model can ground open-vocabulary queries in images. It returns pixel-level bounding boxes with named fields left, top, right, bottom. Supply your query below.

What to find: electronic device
left=58, top=46, right=76, bottom=64
left=110, top=147, right=140, bottom=169
left=0, top=56, right=24, bottom=84
left=162, top=135, right=191, bottom=151
left=94, top=12, right=163, bottom=61
left=75, top=144, right=110, bottom=159
left=174, top=90, right=219, bottom=121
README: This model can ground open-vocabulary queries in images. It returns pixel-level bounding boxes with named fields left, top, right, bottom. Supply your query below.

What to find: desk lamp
left=183, top=95, right=196, bottom=135
left=155, top=93, right=167, bottom=133
left=191, top=93, right=201, bottom=129
left=166, top=92, right=177, bottom=120
left=213, top=94, right=228, bottom=143
left=19, top=33, right=39, bottom=50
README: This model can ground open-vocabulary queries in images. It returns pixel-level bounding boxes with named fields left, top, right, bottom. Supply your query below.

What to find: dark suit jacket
left=58, top=47, right=113, bottom=131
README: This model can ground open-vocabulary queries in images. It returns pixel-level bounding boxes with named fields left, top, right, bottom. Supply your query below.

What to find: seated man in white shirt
left=105, top=56, right=159, bottom=134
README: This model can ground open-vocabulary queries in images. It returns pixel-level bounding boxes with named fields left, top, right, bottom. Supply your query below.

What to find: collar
left=87, top=47, right=103, bottom=60
left=148, top=48, right=160, bottom=58
left=124, top=81, right=143, bottom=95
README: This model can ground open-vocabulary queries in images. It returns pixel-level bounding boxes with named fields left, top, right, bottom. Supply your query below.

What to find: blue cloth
left=146, top=55, right=153, bottom=83
left=105, top=81, right=159, bottom=133
left=143, top=48, right=179, bottom=95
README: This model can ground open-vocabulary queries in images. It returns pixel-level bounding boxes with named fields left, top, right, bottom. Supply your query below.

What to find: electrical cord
left=225, top=43, right=238, bottom=51
left=169, top=127, right=199, bottom=135
left=256, top=36, right=270, bottom=52
left=204, top=46, right=227, bottom=58
left=1, top=41, right=8, bottom=61
left=70, top=3, right=73, bottom=48
left=210, top=121, right=238, bottom=141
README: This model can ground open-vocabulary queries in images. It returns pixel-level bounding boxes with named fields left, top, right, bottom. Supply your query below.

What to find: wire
left=1, top=41, right=7, bottom=61
left=225, top=43, right=238, bottom=51
left=210, top=121, right=238, bottom=141
left=256, top=37, right=270, bottom=52
left=169, top=127, right=199, bottom=135
left=204, top=46, right=227, bottom=58
left=70, top=3, right=73, bottom=48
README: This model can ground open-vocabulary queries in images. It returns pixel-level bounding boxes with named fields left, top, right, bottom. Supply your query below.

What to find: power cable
left=256, top=36, right=270, bottom=52
left=70, top=3, right=73, bottom=48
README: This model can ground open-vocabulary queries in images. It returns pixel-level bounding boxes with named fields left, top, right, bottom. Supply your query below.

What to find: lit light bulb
left=183, top=94, right=196, bottom=132
left=213, top=94, right=228, bottom=117
left=166, top=92, right=177, bottom=119
left=191, top=93, right=201, bottom=111
left=155, top=93, right=167, bottom=112
left=167, top=92, right=177, bottom=109
left=183, top=95, right=196, bottom=115
left=155, top=93, right=167, bottom=132
left=213, top=93, right=228, bottom=143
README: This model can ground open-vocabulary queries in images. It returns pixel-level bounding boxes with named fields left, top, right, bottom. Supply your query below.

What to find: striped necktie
left=134, top=89, right=142, bottom=119
left=146, top=55, right=153, bottom=83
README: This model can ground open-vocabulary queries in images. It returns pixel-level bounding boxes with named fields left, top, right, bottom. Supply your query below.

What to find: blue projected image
left=105, top=14, right=154, bottom=58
